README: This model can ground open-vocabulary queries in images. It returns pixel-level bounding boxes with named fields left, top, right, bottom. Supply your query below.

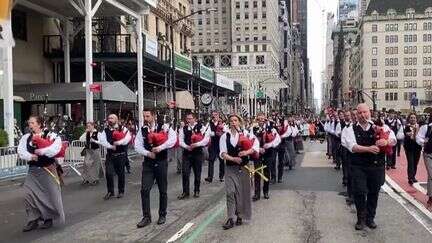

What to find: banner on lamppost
left=0, top=0, right=14, bottom=48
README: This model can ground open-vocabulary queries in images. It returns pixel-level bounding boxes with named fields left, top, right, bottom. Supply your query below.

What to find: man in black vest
left=330, top=111, right=343, bottom=170
left=385, top=109, right=402, bottom=169
left=178, top=113, right=210, bottom=199
left=415, top=115, right=432, bottom=208
left=135, top=110, right=177, bottom=228
left=98, top=114, right=131, bottom=200
left=205, top=111, right=225, bottom=183
left=341, top=110, right=354, bottom=205
left=344, top=104, right=396, bottom=230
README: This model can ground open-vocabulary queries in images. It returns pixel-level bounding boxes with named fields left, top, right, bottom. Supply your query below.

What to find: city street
left=1, top=142, right=431, bottom=243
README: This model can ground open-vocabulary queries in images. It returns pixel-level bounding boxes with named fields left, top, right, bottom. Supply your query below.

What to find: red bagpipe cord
left=374, top=127, right=393, bottom=156
left=32, top=135, right=68, bottom=158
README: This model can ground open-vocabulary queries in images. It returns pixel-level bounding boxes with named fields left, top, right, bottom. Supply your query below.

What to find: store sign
left=200, top=64, right=214, bottom=83
left=174, top=53, right=192, bottom=74
left=216, top=74, right=234, bottom=91
left=145, top=36, right=158, bottom=57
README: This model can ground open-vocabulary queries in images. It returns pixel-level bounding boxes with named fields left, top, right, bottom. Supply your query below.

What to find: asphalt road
left=1, top=142, right=431, bottom=243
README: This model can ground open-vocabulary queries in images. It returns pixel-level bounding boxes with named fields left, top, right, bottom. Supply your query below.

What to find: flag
left=89, top=84, right=102, bottom=93
left=241, top=105, right=249, bottom=118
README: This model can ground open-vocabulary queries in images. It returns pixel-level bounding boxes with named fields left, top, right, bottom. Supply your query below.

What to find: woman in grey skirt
left=219, top=114, right=259, bottom=230
left=79, top=122, right=102, bottom=185
left=17, top=116, right=65, bottom=232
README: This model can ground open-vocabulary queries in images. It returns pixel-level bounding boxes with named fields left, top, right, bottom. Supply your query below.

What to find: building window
left=245, top=45, right=250, bottom=52
left=236, top=45, right=241, bottom=52
left=372, top=47, right=378, bottom=55
left=220, top=55, right=232, bottom=67
left=404, top=92, right=417, bottom=101
left=12, top=10, right=27, bottom=41
left=254, top=45, right=258, bottom=51
left=404, top=46, right=417, bottom=54
left=203, top=55, right=215, bottom=67
left=423, top=34, right=432, bottom=42
left=404, top=34, right=417, bottom=42
left=372, top=24, right=378, bottom=32
left=236, top=13, right=240, bottom=20
left=372, top=36, right=378, bottom=43
left=256, top=55, right=265, bottom=64
left=385, top=81, right=398, bottom=88
left=385, top=35, right=398, bottom=43
left=385, top=58, right=398, bottom=66
left=235, top=1, right=240, bottom=8
left=385, top=23, right=398, bottom=31
left=245, top=1, right=249, bottom=8
left=253, top=12, right=258, bottom=19
left=262, top=12, right=266, bottom=19
left=372, top=70, right=377, bottom=78
left=239, top=56, right=248, bottom=65
left=385, top=92, right=398, bottom=101
left=424, top=45, right=432, bottom=53
left=198, top=19, right=202, bottom=25
left=404, top=69, right=417, bottom=77
left=262, top=44, right=267, bottom=51
left=385, top=46, right=398, bottom=54
left=385, top=69, right=398, bottom=77
left=372, top=59, right=377, bottom=66
left=404, top=80, right=417, bottom=88
left=424, top=22, right=432, bottom=30
left=262, top=35, right=267, bottom=40
left=424, top=57, right=432, bottom=65
left=253, top=1, right=258, bottom=8
left=404, top=23, right=417, bottom=31
left=404, top=57, right=417, bottom=65
left=424, top=68, right=432, bottom=76
left=372, top=81, right=378, bottom=89
left=245, top=13, right=249, bottom=19
left=262, top=0, right=266, bottom=7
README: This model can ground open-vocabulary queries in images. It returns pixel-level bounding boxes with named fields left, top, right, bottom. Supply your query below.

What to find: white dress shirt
left=134, top=123, right=177, bottom=157
left=179, top=123, right=210, bottom=149
left=18, top=132, right=62, bottom=161
left=219, top=129, right=260, bottom=159
left=416, top=123, right=432, bottom=147
left=97, top=126, right=131, bottom=149
left=343, top=122, right=396, bottom=153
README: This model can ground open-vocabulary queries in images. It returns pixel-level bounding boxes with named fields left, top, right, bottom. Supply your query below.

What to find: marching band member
left=385, top=109, right=403, bottom=169
left=324, top=114, right=333, bottom=159
left=331, top=111, right=343, bottom=170
left=284, top=117, right=299, bottom=171
left=344, top=104, right=396, bottom=230
left=178, top=113, right=210, bottom=199
left=416, top=115, right=432, bottom=208
left=135, top=110, right=177, bottom=228
left=205, top=111, right=226, bottom=183
left=277, top=116, right=289, bottom=182
left=79, top=122, right=102, bottom=185
left=220, top=114, right=259, bottom=230
left=341, top=110, right=354, bottom=205
left=97, top=114, right=131, bottom=200
left=252, top=113, right=281, bottom=200
left=18, top=116, right=64, bottom=232
left=403, top=113, right=422, bottom=185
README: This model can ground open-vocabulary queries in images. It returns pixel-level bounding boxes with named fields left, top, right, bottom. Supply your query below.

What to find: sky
left=308, top=0, right=339, bottom=110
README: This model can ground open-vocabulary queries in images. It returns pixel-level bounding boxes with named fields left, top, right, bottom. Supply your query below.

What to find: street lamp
left=169, top=8, right=217, bottom=122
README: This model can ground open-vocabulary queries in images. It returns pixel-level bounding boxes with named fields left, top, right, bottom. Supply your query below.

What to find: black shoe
left=288, top=166, right=293, bottom=170
left=81, top=180, right=89, bottom=185
left=22, top=219, right=39, bottom=232
left=334, top=166, right=341, bottom=170
left=193, top=192, right=200, bottom=198
left=220, top=178, right=224, bottom=182
left=103, top=192, right=114, bottom=200
left=355, top=220, right=366, bottom=230
left=157, top=216, right=166, bottom=225
left=39, top=219, right=53, bottom=229
left=345, top=198, right=354, bottom=206
left=408, top=180, right=414, bottom=185
left=204, top=177, right=213, bottom=183
left=126, top=170, right=131, bottom=174
left=386, top=166, right=390, bottom=170
left=176, top=170, right=181, bottom=174
left=277, top=179, right=282, bottom=183
left=177, top=193, right=190, bottom=200
left=222, top=218, right=234, bottom=230
left=366, top=220, right=377, bottom=229
left=264, top=193, right=270, bottom=199
left=338, top=191, right=348, bottom=197
left=236, top=217, right=243, bottom=226
left=117, top=193, right=124, bottom=199
left=252, top=195, right=260, bottom=201
left=391, top=166, right=396, bottom=169
left=413, top=178, right=418, bottom=183
left=137, top=217, right=151, bottom=228
left=90, top=180, right=99, bottom=186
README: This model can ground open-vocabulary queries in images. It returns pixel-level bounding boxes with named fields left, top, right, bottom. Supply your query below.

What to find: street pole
left=84, top=0, right=94, bottom=122
left=170, top=25, right=177, bottom=122
left=137, top=17, right=144, bottom=127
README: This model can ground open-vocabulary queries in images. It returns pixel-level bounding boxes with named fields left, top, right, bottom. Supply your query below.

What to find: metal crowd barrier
left=0, top=140, right=139, bottom=181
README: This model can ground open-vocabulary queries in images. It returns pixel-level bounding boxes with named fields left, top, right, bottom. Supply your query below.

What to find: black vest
left=141, top=123, right=168, bottom=161
left=26, top=130, right=55, bottom=167
left=424, top=125, right=432, bottom=154
left=385, top=119, right=399, bottom=134
left=209, top=121, right=221, bottom=145
left=104, top=126, right=128, bottom=154
left=252, top=126, right=265, bottom=146
left=85, top=131, right=99, bottom=150
left=351, top=124, right=385, bottom=166
left=183, top=123, right=203, bottom=154
left=403, top=125, right=422, bottom=151
left=225, top=133, right=248, bottom=166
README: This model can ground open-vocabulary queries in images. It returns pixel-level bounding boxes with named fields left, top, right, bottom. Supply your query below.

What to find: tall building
left=323, top=13, right=335, bottom=108
left=191, top=0, right=287, bottom=115
left=358, top=0, right=371, bottom=18
left=360, top=0, right=432, bottom=112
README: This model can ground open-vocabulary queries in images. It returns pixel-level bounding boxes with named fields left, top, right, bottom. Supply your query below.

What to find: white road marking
left=413, top=182, right=428, bottom=195
left=166, top=222, right=194, bottom=243
left=382, top=184, right=432, bottom=234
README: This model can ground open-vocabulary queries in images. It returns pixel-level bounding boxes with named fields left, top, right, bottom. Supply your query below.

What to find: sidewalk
left=386, top=148, right=430, bottom=209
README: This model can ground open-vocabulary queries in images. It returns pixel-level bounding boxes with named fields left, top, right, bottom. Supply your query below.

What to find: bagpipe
left=145, top=113, right=171, bottom=147
left=373, top=121, right=393, bottom=156
left=31, top=130, right=68, bottom=158
left=263, top=122, right=276, bottom=144
left=191, top=123, right=208, bottom=146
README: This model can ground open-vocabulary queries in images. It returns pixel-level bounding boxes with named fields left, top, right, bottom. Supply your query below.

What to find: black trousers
left=207, top=145, right=224, bottom=180
left=396, top=141, right=402, bottom=156
left=125, top=150, right=131, bottom=171
left=105, top=152, right=127, bottom=194
left=332, top=136, right=341, bottom=166
left=405, top=146, right=422, bottom=180
left=253, top=158, right=270, bottom=197
left=182, top=150, right=204, bottom=194
left=263, top=148, right=277, bottom=182
left=141, top=159, right=167, bottom=219
left=351, top=165, right=385, bottom=221
left=386, top=147, right=397, bottom=167
left=341, top=148, right=353, bottom=198
left=277, top=142, right=287, bottom=180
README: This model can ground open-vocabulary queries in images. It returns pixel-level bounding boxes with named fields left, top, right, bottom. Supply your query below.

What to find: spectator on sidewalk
left=79, top=122, right=102, bottom=185
left=403, top=113, right=422, bottom=185
left=416, top=115, right=432, bottom=209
